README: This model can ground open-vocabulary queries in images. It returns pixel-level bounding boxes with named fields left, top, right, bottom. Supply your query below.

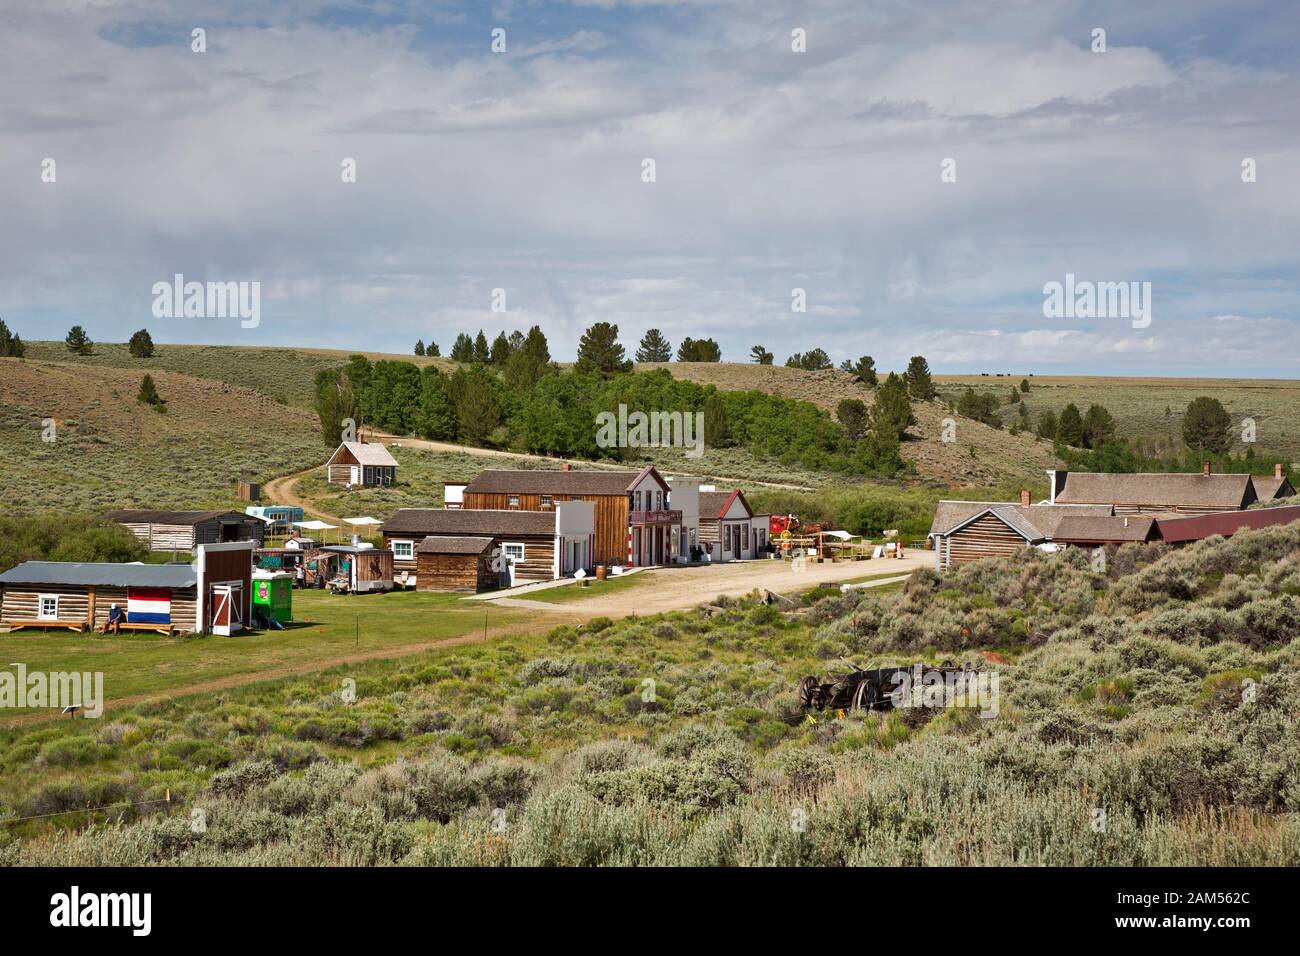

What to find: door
left=211, top=584, right=244, bottom=636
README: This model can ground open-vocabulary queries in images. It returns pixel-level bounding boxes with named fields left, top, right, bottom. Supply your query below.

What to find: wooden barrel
left=596, top=565, right=607, bottom=581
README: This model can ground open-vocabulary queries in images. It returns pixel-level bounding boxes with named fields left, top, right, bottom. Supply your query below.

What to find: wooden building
left=1050, top=515, right=1159, bottom=549
left=1250, top=464, right=1296, bottom=503
left=460, top=466, right=676, bottom=567
left=415, top=537, right=495, bottom=592
left=1048, top=467, right=1260, bottom=515
left=103, top=509, right=264, bottom=553
left=326, top=441, right=398, bottom=486
left=0, top=542, right=253, bottom=636
left=316, top=545, right=394, bottom=592
left=927, top=496, right=1113, bottom=570
left=1153, top=504, right=1300, bottom=545
left=698, top=490, right=768, bottom=561
left=379, top=504, right=594, bottom=589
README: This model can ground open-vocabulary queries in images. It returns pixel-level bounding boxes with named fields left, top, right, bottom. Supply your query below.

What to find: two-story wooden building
left=459, top=466, right=679, bottom=567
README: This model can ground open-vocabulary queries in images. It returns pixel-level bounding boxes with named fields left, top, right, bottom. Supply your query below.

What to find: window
left=38, top=595, right=60, bottom=620
left=539, top=495, right=553, bottom=507
left=655, top=491, right=663, bottom=510
left=743, top=524, right=750, bottom=549
left=507, top=495, right=520, bottom=508
left=503, top=542, right=525, bottom=563
left=392, top=540, right=414, bottom=560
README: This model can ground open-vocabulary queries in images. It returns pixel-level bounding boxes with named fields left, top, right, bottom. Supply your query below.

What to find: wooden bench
left=109, top=622, right=175, bottom=636
left=2, top=619, right=86, bottom=633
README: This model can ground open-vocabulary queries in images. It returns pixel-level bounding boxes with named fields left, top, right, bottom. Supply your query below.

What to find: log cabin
left=102, top=509, right=264, bottom=553
left=697, top=489, right=770, bottom=561
left=0, top=542, right=254, bottom=636
left=927, top=494, right=1114, bottom=570
left=325, top=441, right=398, bottom=486
left=379, top=502, right=595, bottom=589
left=460, top=466, right=679, bottom=567
left=415, top=537, right=495, bottom=592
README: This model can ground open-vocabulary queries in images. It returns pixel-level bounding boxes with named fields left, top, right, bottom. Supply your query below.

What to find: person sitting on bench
left=100, top=603, right=124, bottom=635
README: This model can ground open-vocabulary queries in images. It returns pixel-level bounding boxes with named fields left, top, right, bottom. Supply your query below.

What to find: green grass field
left=0, top=589, right=537, bottom=717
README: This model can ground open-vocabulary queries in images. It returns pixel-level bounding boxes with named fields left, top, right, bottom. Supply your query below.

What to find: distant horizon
left=11, top=333, right=1300, bottom=383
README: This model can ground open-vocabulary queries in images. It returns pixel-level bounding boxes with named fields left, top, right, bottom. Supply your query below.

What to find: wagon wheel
left=797, top=676, right=819, bottom=709
left=852, top=680, right=877, bottom=712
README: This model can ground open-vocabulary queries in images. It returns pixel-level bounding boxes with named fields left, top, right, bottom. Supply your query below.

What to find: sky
left=2, top=0, right=1299, bottom=376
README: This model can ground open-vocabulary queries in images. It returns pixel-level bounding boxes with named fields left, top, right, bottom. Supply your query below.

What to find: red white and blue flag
left=127, top=588, right=172, bottom=624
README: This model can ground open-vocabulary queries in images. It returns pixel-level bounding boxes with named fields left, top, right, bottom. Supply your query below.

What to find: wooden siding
left=941, top=513, right=1031, bottom=569
left=416, top=552, right=491, bottom=592
left=463, top=492, right=628, bottom=566
left=1, top=585, right=199, bottom=633
left=117, top=519, right=262, bottom=552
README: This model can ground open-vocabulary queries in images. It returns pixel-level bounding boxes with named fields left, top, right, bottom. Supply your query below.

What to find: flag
left=127, top=587, right=172, bottom=624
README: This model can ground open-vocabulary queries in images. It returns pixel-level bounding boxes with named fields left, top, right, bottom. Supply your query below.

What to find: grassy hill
left=936, top=374, right=1300, bottom=466
left=0, top=357, right=322, bottom=514
left=644, top=362, right=1060, bottom=487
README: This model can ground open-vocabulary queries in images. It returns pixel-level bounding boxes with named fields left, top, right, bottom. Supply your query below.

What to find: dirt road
left=488, top=553, right=931, bottom=616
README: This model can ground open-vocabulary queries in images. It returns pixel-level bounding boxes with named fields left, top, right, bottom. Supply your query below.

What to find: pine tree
left=575, top=322, right=631, bottom=377
left=0, top=317, right=24, bottom=358
left=749, top=344, right=773, bottom=365
left=428, top=340, right=440, bottom=357
left=852, top=356, right=877, bottom=387
left=128, top=328, right=154, bottom=358
left=450, top=333, right=474, bottom=362
left=836, top=398, right=869, bottom=440
left=1082, top=404, right=1116, bottom=449
left=871, top=372, right=914, bottom=437
left=676, top=337, right=721, bottom=362
left=636, top=328, right=672, bottom=363
left=65, top=325, right=93, bottom=355
left=1055, top=403, right=1084, bottom=447
left=473, top=330, right=490, bottom=364
left=414, top=339, right=426, bottom=356
left=904, top=355, right=935, bottom=399
left=1182, top=396, right=1232, bottom=456
left=490, top=331, right=512, bottom=366
left=1020, top=378, right=1030, bottom=393
left=137, top=374, right=166, bottom=411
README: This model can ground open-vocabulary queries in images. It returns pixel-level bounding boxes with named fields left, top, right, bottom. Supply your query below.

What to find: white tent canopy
left=821, top=530, right=861, bottom=540
left=343, top=517, right=382, bottom=526
left=293, top=520, right=337, bottom=531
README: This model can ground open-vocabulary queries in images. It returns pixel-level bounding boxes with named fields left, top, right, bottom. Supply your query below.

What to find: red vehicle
left=770, top=513, right=800, bottom=536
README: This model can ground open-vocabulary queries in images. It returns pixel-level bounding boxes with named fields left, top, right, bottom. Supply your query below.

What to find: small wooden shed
left=318, top=545, right=394, bottom=593
left=103, top=509, right=264, bottom=553
left=415, top=536, right=495, bottom=592
left=326, top=441, right=398, bottom=486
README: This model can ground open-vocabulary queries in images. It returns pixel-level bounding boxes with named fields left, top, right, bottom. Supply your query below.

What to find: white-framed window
left=507, top=495, right=520, bottom=508
left=539, top=495, right=553, bottom=507
left=391, top=540, right=414, bottom=560
left=503, top=542, right=526, bottom=563
left=38, top=594, right=60, bottom=620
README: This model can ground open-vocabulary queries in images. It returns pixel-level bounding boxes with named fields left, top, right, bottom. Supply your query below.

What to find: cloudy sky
left=2, top=0, right=1298, bottom=375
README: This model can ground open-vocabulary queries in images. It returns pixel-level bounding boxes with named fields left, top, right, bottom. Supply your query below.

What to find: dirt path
left=488, top=554, right=930, bottom=616
left=261, top=461, right=340, bottom=524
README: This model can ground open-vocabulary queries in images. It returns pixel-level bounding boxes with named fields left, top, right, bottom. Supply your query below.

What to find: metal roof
left=1155, top=505, right=1300, bottom=543
left=0, top=561, right=197, bottom=588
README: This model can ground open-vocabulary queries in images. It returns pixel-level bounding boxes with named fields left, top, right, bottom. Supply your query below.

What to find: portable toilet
left=251, top=570, right=293, bottom=624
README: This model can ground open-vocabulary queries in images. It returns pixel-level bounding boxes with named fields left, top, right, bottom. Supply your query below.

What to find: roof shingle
left=380, top=508, right=557, bottom=537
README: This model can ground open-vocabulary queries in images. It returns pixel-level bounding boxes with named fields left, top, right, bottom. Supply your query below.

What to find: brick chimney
left=1202, top=461, right=1211, bottom=477
left=1020, top=488, right=1031, bottom=507
left=1276, top=463, right=1284, bottom=479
